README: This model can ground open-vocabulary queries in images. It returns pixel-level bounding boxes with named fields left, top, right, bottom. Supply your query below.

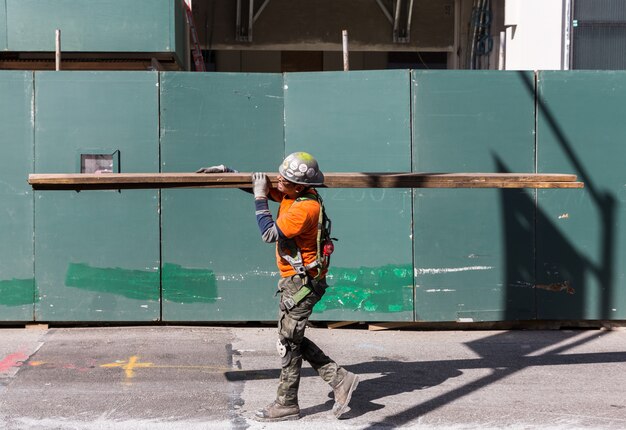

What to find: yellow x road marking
left=101, top=355, right=153, bottom=379
left=100, top=355, right=233, bottom=382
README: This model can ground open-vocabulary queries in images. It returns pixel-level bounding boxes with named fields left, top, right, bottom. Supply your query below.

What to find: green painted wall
left=160, top=73, right=284, bottom=321
left=284, top=70, right=414, bottom=322
left=412, top=71, right=537, bottom=322
left=0, top=0, right=7, bottom=50
left=0, top=71, right=34, bottom=321
left=5, top=0, right=183, bottom=58
left=172, top=0, right=186, bottom=68
left=537, top=71, right=626, bottom=320
left=0, top=69, right=623, bottom=323
left=34, top=72, right=160, bottom=322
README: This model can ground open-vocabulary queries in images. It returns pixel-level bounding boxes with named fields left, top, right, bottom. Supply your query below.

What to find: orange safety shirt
left=270, top=188, right=322, bottom=278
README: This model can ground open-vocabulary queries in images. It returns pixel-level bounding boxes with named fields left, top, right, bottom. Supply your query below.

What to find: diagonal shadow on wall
left=497, top=156, right=588, bottom=321
left=515, top=70, right=617, bottom=320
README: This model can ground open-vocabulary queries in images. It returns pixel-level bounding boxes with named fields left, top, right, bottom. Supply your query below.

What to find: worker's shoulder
left=295, top=190, right=320, bottom=202
left=295, top=192, right=320, bottom=207
left=292, top=193, right=321, bottom=215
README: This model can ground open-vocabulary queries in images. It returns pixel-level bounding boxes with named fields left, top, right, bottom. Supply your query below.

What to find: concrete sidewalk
left=1, top=325, right=625, bottom=429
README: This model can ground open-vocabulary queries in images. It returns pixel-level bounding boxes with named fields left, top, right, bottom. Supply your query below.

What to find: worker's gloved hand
left=196, top=165, right=239, bottom=173
left=252, top=172, right=269, bottom=199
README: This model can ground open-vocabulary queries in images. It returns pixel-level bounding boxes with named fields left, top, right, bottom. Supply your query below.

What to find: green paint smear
left=65, top=263, right=159, bottom=301
left=65, top=263, right=217, bottom=303
left=162, top=263, right=217, bottom=304
left=0, top=278, right=35, bottom=307
left=315, top=264, right=413, bottom=313
left=63, top=262, right=412, bottom=311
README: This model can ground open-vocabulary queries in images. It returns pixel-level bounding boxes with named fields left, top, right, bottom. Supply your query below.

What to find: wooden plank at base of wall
left=28, top=172, right=584, bottom=190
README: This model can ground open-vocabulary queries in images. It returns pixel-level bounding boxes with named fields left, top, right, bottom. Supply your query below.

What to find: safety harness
left=278, top=191, right=336, bottom=310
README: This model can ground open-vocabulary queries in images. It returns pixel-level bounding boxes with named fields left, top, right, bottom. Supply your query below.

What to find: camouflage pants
left=275, top=275, right=347, bottom=406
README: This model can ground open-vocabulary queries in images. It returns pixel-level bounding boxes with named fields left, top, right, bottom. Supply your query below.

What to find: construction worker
left=197, top=152, right=359, bottom=421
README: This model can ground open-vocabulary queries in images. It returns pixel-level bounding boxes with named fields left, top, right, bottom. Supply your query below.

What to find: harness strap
left=295, top=192, right=326, bottom=282
left=281, top=284, right=311, bottom=311
left=278, top=191, right=330, bottom=310
left=292, top=285, right=313, bottom=304
left=281, top=278, right=326, bottom=311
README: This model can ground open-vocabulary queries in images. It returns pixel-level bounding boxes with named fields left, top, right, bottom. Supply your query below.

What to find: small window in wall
left=79, top=151, right=119, bottom=174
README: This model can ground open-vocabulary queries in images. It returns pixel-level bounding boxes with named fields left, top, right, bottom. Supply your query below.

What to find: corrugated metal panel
left=572, top=26, right=626, bottom=70
left=284, top=70, right=414, bottom=322
left=574, top=0, right=626, bottom=20
left=0, top=71, right=34, bottom=321
left=412, top=70, right=536, bottom=322
left=34, top=71, right=160, bottom=322
left=537, top=71, right=626, bottom=320
left=573, top=0, right=626, bottom=70
left=160, top=72, right=284, bottom=322
left=6, top=0, right=173, bottom=53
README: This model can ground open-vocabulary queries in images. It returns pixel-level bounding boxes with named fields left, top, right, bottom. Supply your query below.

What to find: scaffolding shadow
left=342, top=329, right=622, bottom=428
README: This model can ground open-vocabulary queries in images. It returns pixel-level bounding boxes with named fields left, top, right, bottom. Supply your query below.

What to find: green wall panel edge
left=160, top=72, right=285, bottom=322
left=0, top=71, right=34, bottom=321
left=171, top=0, right=187, bottom=68
left=537, top=71, right=626, bottom=320
left=412, top=70, right=537, bottom=322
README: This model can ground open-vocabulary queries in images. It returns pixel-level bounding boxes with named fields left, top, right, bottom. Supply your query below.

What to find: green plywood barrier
left=0, top=71, right=34, bottom=321
left=284, top=70, right=414, bottom=322
left=537, top=71, right=626, bottom=320
left=34, top=72, right=160, bottom=322
left=5, top=0, right=185, bottom=61
left=412, top=71, right=537, bottom=322
left=1, top=69, right=624, bottom=323
left=160, top=73, right=285, bottom=321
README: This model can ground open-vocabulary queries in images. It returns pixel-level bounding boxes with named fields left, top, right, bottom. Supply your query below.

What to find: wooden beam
left=327, top=321, right=360, bottom=329
left=28, top=172, right=583, bottom=190
left=368, top=322, right=422, bottom=331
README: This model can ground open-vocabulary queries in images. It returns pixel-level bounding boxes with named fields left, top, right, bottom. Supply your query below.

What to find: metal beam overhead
left=236, top=0, right=271, bottom=42
left=376, top=0, right=415, bottom=43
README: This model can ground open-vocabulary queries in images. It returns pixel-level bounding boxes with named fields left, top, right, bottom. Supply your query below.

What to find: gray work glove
left=196, top=164, right=238, bottom=173
left=252, top=172, right=269, bottom=199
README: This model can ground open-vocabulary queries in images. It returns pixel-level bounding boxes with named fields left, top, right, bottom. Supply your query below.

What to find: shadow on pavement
left=225, top=330, right=626, bottom=425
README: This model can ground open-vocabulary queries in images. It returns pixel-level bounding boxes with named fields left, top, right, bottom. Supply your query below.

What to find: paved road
left=1, top=325, right=625, bottom=429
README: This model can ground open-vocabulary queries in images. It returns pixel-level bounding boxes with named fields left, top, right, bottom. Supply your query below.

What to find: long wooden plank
left=28, top=180, right=584, bottom=190
left=28, top=172, right=583, bottom=190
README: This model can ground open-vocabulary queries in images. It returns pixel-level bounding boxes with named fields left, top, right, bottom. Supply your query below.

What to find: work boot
left=332, top=371, right=359, bottom=418
left=254, top=401, right=300, bottom=422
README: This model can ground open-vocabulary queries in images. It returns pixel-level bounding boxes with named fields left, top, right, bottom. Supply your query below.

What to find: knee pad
left=276, top=338, right=302, bottom=368
left=276, top=338, right=291, bottom=367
